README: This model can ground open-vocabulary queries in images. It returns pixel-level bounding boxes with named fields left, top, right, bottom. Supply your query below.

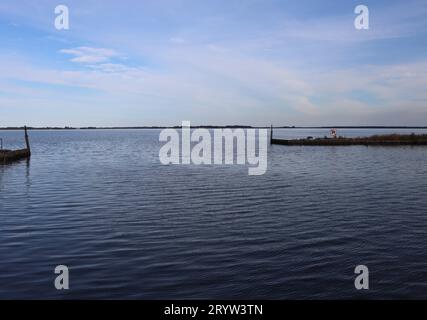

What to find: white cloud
left=60, top=47, right=120, bottom=64
left=3, top=47, right=427, bottom=126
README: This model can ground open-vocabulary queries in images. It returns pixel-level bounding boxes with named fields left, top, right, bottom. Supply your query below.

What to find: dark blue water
left=1, top=129, right=427, bottom=299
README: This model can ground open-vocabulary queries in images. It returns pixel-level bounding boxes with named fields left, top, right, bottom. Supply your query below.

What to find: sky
left=0, top=0, right=427, bottom=127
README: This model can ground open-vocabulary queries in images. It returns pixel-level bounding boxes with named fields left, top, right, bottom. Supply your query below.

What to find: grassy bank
left=272, top=134, right=427, bottom=146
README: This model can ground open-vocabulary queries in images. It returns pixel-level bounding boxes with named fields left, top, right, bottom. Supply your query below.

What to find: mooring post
left=270, top=125, right=273, bottom=145
left=24, top=126, right=31, bottom=155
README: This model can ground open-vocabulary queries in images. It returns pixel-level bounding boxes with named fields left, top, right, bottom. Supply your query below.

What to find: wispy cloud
left=60, top=47, right=120, bottom=64
left=2, top=48, right=427, bottom=126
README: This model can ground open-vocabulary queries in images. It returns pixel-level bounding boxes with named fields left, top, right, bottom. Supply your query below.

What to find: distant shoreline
left=272, top=133, right=427, bottom=146
left=1, top=126, right=427, bottom=130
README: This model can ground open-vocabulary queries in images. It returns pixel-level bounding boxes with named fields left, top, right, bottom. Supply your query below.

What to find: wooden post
left=24, top=126, right=31, bottom=155
left=270, top=125, right=273, bottom=145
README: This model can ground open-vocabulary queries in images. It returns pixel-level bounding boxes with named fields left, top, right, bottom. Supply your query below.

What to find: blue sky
left=1, top=0, right=427, bottom=126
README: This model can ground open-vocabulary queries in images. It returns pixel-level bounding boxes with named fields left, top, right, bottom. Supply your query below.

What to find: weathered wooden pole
left=270, top=125, right=273, bottom=145
left=24, top=126, right=31, bottom=156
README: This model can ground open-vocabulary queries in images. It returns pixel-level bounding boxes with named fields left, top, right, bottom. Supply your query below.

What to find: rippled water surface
left=1, top=129, right=427, bottom=299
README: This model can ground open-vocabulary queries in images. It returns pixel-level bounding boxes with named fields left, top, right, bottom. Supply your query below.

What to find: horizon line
left=1, top=125, right=427, bottom=130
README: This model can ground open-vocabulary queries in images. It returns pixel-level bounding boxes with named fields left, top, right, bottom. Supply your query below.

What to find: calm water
left=1, top=128, right=427, bottom=299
